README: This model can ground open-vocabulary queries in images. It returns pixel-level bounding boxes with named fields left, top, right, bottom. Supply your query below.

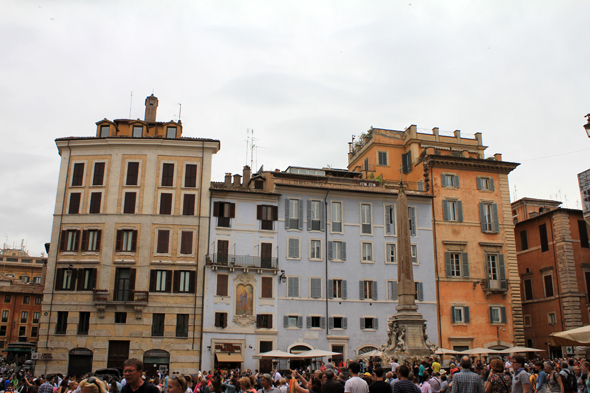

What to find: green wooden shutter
left=490, top=178, right=495, bottom=191
left=374, top=318, right=379, bottom=330
left=454, top=175, right=460, bottom=188
left=329, top=317, right=334, bottom=329
left=328, top=280, right=334, bottom=299
left=320, top=317, right=325, bottom=329
left=372, top=281, right=378, bottom=300
left=307, top=200, right=312, bottom=231
left=342, top=280, right=347, bottom=299
left=342, top=242, right=346, bottom=261
left=359, top=281, right=365, bottom=300
left=441, top=174, right=447, bottom=187
left=451, top=307, right=456, bottom=323
left=297, top=316, right=303, bottom=328
left=328, top=241, right=333, bottom=260
left=298, top=200, right=303, bottom=230
left=283, top=316, right=289, bottom=328
left=285, top=199, right=290, bottom=229
left=501, top=307, right=507, bottom=324
left=489, top=307, right=494, bottom=323
left=498, top=254, right=507, bottom=288
left=417, top=282, right=424, bottom=301
left=343, top=317, right=348, bottom=329
left=442, top=200, right=449, bottom=221
left=445, top=252, right=452, bottom=277
left=457, top=201, right=463, bottom=222
left=409, top=207, right=417, bottom=236
left=476, top=177, right=482, bottom=190
left=461, top=252, right=470, bottom=278
left=306, top=316, right=311, bottom=328
left=360, top=318, right=365, bottom=329
left=492, top=204, right=500, bottom=233
left=320, top=202, right=325, bottom=231
left=479, top=203, right=487, bottom=232
left=464, top=307, right=470, bottom=323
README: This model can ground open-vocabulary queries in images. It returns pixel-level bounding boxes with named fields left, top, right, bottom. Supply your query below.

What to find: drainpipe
left=46, top=141, right=71, bottom=350
left=429, top=161, right=443, bottom=348
left=199, top=179, right=214, bottom=369
left=324, top=191, right=330, bottom=336
left=193, top=141, right=206, bottom=355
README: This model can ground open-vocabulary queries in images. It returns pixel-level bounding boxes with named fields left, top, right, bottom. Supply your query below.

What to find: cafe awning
left=216, top=353, right=244, bottom=362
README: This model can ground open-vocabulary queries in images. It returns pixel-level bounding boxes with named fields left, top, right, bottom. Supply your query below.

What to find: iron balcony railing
left=209, top=253, right=278, bottom=269
left=483, top=278, right=508, bottom=292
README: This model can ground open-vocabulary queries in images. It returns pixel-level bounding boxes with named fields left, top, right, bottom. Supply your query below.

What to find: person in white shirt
left=344, top=362, right=369, bottom=393
left=390, top=359, right=400, bottom=374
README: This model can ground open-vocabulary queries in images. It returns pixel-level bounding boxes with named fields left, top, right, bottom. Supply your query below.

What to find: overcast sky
left=2, top=1, right=590, bottom=256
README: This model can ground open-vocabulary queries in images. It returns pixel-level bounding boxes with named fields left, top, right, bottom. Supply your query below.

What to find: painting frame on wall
left=235, top=283, right=254, bottom=316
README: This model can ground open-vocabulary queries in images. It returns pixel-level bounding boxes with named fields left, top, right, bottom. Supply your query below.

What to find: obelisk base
left=381, top=312, right=436, bottom=364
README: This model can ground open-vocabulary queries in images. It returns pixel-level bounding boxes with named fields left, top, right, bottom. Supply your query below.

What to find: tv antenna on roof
left=129, top=91, right=133, bottom=118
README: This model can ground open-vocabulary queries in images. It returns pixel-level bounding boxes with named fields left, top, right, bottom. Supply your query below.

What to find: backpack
left=561, top=369, right=577, bottom=393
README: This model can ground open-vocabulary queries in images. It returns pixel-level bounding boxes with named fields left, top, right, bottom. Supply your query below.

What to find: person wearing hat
left=258, top=375, right=280, bottom=393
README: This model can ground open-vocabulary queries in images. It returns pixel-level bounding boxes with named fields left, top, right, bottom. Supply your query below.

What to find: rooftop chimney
left=224, top=173, right=232, bottom=186
left=144, top=94, right=159, bottom=122
left=494, top=153, right=502, bottom=161
left=233, top=174, right=242, bottom=187
left=243, top=166, right=251, bottom=185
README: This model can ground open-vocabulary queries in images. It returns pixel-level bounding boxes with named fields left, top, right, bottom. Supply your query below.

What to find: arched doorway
left=68, top=348, right=93, bottom=378
left=143, top=350, right=170, bottom=378
left=357, top=346, right=379, bottom=358
left=289, top=344, right=312, bottom=370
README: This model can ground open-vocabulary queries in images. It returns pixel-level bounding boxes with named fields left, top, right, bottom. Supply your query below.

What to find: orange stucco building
left=513, top=198, right=590, bottom=357
left=348, top=125, right=524, bottom=350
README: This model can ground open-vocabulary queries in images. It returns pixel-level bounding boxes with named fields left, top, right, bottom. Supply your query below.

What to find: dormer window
left=100, top=125, right=110, bottom=138
left=166, top=127, right=177, bottom=139
left=133, top=126, right=143, bottom=138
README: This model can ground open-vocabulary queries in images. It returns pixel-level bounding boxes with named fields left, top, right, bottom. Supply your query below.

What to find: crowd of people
left=1, top=355, right=589, bottom=393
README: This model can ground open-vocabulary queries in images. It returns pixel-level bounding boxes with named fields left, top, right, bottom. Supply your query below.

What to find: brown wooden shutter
left=159, top=193, right=172, bottom=215
left=131, top=230, right=138, bottom=251
left=157, top=230, right=169, bottom=254
left=165, top=270, right=172, bottom=293
left=173, top=271, right=180, bottom=293
left=257, top=205, right=263, bottom=220
left=213, top=202, right=220, bottom=217
left=95, top=231, right=101, bottom=250
left=59, top=231, right=67, bottom=251
left=189, top=271, right=196, bottom=294
left=272, top=206, right=278, bottom=221
left=55, top=269, right=64, bottom=290
left=185, top=164, right=197, bottom=187
left=183, top=194, right=195, bottom=216
left=80, top=230, right=88, bottom=252
left=126, top=162, right=139, bottom=185
left=162, top=163, right=174, bottom=186
left=267, top=314, right=273, bottom=328
left=229, top=203, right=236, bottom=218
left=115, top=230, right=122, bottom=251
left=124, top=192, right=136, bottom=214
left=113, top=269, right=121, bottom=300
left=256, top=314, right=263, bottom=328
left=149, top=270, right=156, bottom=292
left=76, top=269, right=84, bottom=291
left=70, top=269, right=78, bottom=291
left=93, top=162, right=105, bottom=185
left=91, top=268, right=97, bottom=290
left=215, top=313, right=221, bottom=327
left=180, top=231, right=192, bottom=254
left=223, top=313, right=228, bottom=328
left=68, top=193, right=81, bottom=214
left=129, top=269, right=136, bottom=301
left=74, top=230, right=80, bottom=251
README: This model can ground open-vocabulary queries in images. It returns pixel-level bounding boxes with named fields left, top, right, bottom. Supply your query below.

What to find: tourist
left=437, top=374, right=448, bottom=393
left=39, top=376, right=55, bottom=393
left=121, top=359, right=159, bottom=393
left=483, top=359, right=511, bottom=393
left=545, top=362, right=562, bottom=393
left=449, top=356, right=483, bottom=393
left=238, top=377, right=256, bottom=393
left=166, top=376, right=186, bottom=393
left=392, top=366, right=419, bottom=393
left=79, top=378, right=107, bottom=393
left=427, top=373, right=440, bottom=393
left=511, top=355, right=530, bottom=393
left=368, top=368, right=391, bottom=393
left=257, top=375, right=280, bottom=393
left=431, top=361, right=440, bottom=377
left=289, top=372, right=321, bottom=393
left=390, top=360, right=399, bottom=375
left=533, top=361, right=548, bottom=393
left=344, top=363, right=368, bottom=393
left=385, top=374, right=393, bottom=385
left=321, top=371, right=342, bottom=393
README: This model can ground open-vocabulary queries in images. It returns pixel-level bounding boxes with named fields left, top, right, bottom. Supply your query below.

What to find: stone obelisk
left=382, top=185, right=435, bottom=363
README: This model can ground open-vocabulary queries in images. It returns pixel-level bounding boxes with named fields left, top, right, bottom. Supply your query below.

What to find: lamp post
left=584, top=114, right=590, bottom=137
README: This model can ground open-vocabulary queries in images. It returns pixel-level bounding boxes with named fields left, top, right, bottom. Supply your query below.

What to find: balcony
left=93, top=289, right=149, bottom=318
left=482, top=279, right=508, bottom=298
left=208, top=253, right=278, bottom=270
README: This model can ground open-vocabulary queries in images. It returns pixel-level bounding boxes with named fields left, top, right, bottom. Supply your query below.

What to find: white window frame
left=384, top=204, right=396, bottom=236
left=361, top=316, right=377, bottom=330
left=287, top=237, right=301, bottom=260
left=442, top=173, right=457, bottom=188
left=331, top=201, right=343, bottom=233
left=363, top=280, right=374, bottom=299
left=453, top=307, right=464, bottom=323
left=411, top=244, right=419, bottom=265
left=288, top=198, right=301, bottom=230
left=310, top=200, right=322, bottom=231
left=166, top=126, right=177, bottom=139
left=332, top=279, right=343, bottom=299
left=483, top=203, right=494, bottom=232
left=331, top=241, right=344, bottom=262
left=449, top=252, right=461, bottom=277
left=287, top=315, right=300, bottom=328
left=487, top=254, right=498, bottom=280
left=385, top=243, right=396, bottom=264
left=181, top=161, right=200, bottom=189
left=308, top=314, right=323, bottom=329
left=360, top=203, right=372, bottom=235
left=547, top=312, right=557, bottom=325
left=490, top=306, right=502, bottom=324
left=480, top=177, right=493, bottom=191
left=447, top=199, right=458, bottom=221
left=386, top=280, right=397, bottom=301
left=309, top=239, right=322, bottom=260
left=119, top=228, right=136, bottom=252
left=361, top=242, right=373, bottom=263
left=154, top=227, right=173, bottom=256
left=132, top=125, right=143, bottom=138
left=86, top=229, right=101, bottom=252
left=100, top=125, right=110, bottom=138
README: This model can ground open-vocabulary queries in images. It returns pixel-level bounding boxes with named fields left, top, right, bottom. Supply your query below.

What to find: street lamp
left=584, top=114, right=590, bottom=138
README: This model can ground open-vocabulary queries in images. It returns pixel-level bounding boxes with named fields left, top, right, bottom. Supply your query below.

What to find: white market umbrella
left=551, top=325, right=590, bottom=346
left=461, top=347, right=502, bottom=355
left=253, top=349, right=296, bottom=359
left=296, top=349, right=341, bottom=358
left=435, top=348, right=462, bottom=355
left=359, top=350, right=383, bottom=358
left=497, top=346, right=545, bottom=354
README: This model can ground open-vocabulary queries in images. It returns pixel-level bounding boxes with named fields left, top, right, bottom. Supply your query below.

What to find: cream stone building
left=37, top=95, right=219, bottom=376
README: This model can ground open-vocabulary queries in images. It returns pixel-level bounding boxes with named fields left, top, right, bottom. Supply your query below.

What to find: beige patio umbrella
left=550, top=325, right=590, bottom=346
left=461, top=347, right=502, bottom=355
left=435, top=348, right=462, bottom=355
left=296, top=349, right=342, bottom=358
left=252, top=349, right=297, bottom=359
left=498, top=346, right=545, bottom=354
left=359, top=349, right=383, bottom=358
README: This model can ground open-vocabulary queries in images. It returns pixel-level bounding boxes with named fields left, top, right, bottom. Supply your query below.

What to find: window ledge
left=361, top=328, right=377, bottom=332
left=361, top=261, right=374, bottom=264
left=285, top=327, right=301, bottom=330
left=330, top=260, right=345, bottom=263
left=452, top=322, right=468, bottom=326
left=310, top=258, right=323, bottom=262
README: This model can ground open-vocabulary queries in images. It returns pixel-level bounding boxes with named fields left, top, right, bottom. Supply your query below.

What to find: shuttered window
left=479, top=203, right=499, bottom=233
left=156, top=230, right=170, bottom=254
left=161, top=163, right=175, bottom=187
left=261, top=277, right=273, bottom=298
left=173, top=271, right=195, bottom=293
left=60, top=230, right=80, bottom=252
left=180, top=231, right=193, bottom=255
left=92, top=162, right=105, bottom=186
left=176, top=314, right=189, bottom=337
left=288, top=238, right=300, bottom=259
left=408, top=207, right=417, bottom=236
left=214, top=312, right=228, bottom=328
left=126, top=162, right=139, bottom=186
left=183, top=194, right=195, bottom=216
left=216, top=274, right=228, bottom=296
left=68, top=193, right=81, bottom=214
left=116, top=230, right=137, bottom=252
left=184, top=164, right=197, bottom=188
left=310, top=278, right=322, bottom=299
left=89, top=192, right=102, bottom=214
left=123, top=192, right=136, bottom=214
left=159, top=193, right=173, bottom=215
left=520, top=230, right=528, bottom=250
left=71, top=163, right=85, bottom=186
left=579, top=221, right=590, bottom=248
left=151, top=313, right=165, bottom=336
left=149, top=270, right=171, bottom=292
left=287, top=277, right=300, bottom=298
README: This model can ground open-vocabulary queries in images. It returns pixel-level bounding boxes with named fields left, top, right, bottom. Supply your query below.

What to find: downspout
left=429, top=161, right=443, bottom=348
left=46, top=140, right=71, bottom=349
left=199, top=181, right=213, bottom=369
left=193, top=141, right=206, bottom=353
left=324, top=190, right=330, bottom=336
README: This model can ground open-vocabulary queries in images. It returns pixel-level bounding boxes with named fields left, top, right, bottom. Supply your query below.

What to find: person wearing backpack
left=559, top=362, right=577, bottom=393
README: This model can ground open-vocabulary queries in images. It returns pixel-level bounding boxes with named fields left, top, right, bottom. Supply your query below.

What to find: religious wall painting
left=235, top=283, right=254, bottom=316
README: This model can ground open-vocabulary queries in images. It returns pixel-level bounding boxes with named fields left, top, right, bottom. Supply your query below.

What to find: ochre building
left=37, top=95, right=219, bottom=376
left=347, top=125, right=524, bottom=350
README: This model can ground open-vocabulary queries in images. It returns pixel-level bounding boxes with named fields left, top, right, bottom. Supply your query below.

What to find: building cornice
left=423, top=155, right=519, bottom=174
left=56, top=137, right=221, bottom=153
